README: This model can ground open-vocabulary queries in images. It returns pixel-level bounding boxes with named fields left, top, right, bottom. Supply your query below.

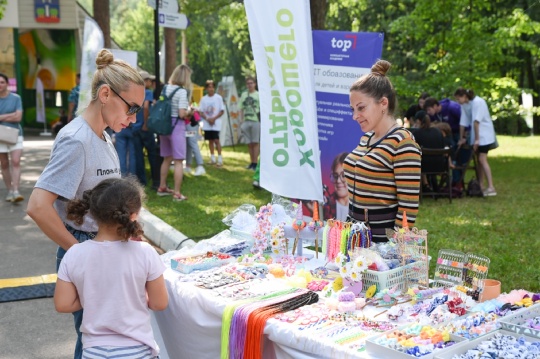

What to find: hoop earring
left=382, top=109, right=385, bottom=115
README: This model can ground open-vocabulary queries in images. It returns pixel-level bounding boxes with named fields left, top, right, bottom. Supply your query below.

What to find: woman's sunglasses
left=109, top=86, right=142, bottom=116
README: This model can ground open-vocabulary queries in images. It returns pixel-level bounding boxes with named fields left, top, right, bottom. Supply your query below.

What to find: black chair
left=420, top=147, right=453, bottom=203
left=453, top=144, right=479, bottom=191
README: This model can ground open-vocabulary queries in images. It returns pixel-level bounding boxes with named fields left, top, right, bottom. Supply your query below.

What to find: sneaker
left=184, top=167, right=192, bottom=174
left=194, top=166, right=206, bottom=176
left=252, top=180, right=261, bottom=189
left=157, top=187, right=174, bottom=196
left=5, top=190, right=14, bottom=202
left=217, top=157, right=223, bottom=167
left=483, top=188, right=497, bottom=197
left=245, top=163, right=253, bottom=169
left=210, top=156, right=216, bottom=165
left=11, top=191, right=24, bottom=203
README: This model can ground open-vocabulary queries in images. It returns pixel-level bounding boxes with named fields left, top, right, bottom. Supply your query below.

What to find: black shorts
left=477, top=144, right=492, bottom=154
left=204, top=130, right=220, bottom=140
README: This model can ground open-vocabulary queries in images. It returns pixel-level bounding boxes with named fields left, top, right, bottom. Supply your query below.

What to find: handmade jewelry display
left=448, top=332, right=540, bottom=359
left=251, top=204, right=273, bottom=254
left=159, top=201, right=539, bottom=359
left=270, top=223, right=287, bottom=255
left=308, top=200, right=324, bottom=258
left=171, top=251, right=235, bottom=274
left=463, top=253, right=490, bottom=291
left=368, top=323, right=460, bottom=357
left=225, top=289, right=319, bottom=359
left=335, top=251, right=369, bottom=296
left=442, top=311, right=500, bottom=339
left=433, top=248, right=467, bottom=287
left=386, top=217, right=430, bottom=289
left=499, top=302, right=540, bottom=339
left=432, top=249, right=491, bottom=300
left=291, top=201, right=306, bottom=255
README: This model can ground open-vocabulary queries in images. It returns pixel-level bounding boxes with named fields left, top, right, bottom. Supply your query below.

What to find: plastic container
left=366, top=327, right=467, bottom=359
left=171, top=252, right=235, bottom=274
left=362, top=257, right=431, bottom=292
left=479, top=279, right=501, bottom=302
left=434, top=329, right=540, bottom=358
left=499, top=303, right=540, bottom=339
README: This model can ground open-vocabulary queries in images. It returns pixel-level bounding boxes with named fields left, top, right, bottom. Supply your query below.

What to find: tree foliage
left=81, top=0, right=540, bottom=132
left=0, top=0, right=7, bottom=19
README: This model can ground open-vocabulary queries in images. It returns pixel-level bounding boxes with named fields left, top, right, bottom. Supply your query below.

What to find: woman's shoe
left=483, top=188, right=497, bottom=197
left=11, top=191, right=24, bottom=202
left=194, top=166, right=206, bottom=176
left=172, top=193, right=187, bottom=202
left=157, top=187, right=174, bottom=196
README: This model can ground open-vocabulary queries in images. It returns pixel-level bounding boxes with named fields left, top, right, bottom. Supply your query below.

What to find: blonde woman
left=28, top=49, right=145, bottom=359
left=157, top=64, right=193, bottom=201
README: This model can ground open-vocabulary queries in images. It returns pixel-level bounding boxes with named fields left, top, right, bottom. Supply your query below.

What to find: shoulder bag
left=0, top=123, right=19, bottom=145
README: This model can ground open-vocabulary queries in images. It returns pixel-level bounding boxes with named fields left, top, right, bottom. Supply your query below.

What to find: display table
left=152, top=266, right=382, bottom=359
left=152, top=242, right=441, bottom=359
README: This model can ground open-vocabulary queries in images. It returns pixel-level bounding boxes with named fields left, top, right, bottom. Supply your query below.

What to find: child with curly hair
left=54, top=177, right=168, bottom=359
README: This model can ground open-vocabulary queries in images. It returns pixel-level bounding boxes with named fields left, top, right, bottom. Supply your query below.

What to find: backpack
left=147, top=85, right=183, bottom=135
left=467, top=177, right=484, bottom=197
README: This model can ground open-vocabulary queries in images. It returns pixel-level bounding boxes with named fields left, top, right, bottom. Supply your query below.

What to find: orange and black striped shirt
left=343, top=128, right=421, bottom=242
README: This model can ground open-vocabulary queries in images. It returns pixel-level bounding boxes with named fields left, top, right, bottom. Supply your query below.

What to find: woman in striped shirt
left=344, top=60, right=421, bottom=242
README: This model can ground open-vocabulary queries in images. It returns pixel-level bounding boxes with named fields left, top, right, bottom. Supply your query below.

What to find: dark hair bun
left=371, top=60, right=391, bottom=76
left=96, top=49, right=114, bottom=70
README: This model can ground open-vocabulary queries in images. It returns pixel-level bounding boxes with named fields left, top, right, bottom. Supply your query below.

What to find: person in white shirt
left=454, top=87, right=497, bottom=196
left=199, top=80, right=225, bottom=166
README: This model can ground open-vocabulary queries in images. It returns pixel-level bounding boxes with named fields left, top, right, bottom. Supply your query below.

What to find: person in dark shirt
left=423, top=97, right=462, bottom=146
left=404, top=92, right=430, bottom=127
left=413, top=111, right=447, bottom=192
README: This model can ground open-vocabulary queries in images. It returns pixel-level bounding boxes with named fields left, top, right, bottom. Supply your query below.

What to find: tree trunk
left=310, top=0, right=327, bottom=30
left=93, top=0, right=111, bottom=48
left=164, top=27, right=177, bottom=82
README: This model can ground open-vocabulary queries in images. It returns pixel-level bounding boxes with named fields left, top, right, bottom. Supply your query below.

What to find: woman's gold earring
left=382, top=109, right=385, bottom=114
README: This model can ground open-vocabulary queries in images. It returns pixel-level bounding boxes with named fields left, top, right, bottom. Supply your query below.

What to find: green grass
left=144, top=135, right=540, bottom=293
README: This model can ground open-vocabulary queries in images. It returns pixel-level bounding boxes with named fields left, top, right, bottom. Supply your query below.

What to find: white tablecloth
left=152, top=266, right=389, bottom=359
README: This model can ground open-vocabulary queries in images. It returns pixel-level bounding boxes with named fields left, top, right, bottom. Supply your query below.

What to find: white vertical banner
left=35, top=77, right=45, bottom=124
left=218, top=76, right=240, bottom=146
left=160, top=42, right=166, bottom=84
left=110, top=49, right=138, bottom=68
left=245, top=0, right=323, bottom=201
left=79, top=16, right=104, bottom=112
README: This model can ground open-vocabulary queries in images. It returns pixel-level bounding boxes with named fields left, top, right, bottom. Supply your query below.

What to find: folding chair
left=452, top=144, right=479, bottom=192
left=419, top=147, right=453, bottom=203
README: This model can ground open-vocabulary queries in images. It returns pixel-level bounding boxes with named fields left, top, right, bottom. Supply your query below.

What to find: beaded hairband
left=291, top=201, right=306, bottom=255
left=308, top=200, right=323, bottom=258
left=270, top=222, right=287, bottom=255
left=251, top=204, right=273, bottom=254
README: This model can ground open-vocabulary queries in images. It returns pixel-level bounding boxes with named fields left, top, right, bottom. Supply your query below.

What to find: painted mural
left=19, top=29, right=76, bottom=91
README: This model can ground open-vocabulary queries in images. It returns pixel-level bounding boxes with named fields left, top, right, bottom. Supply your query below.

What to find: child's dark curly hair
left=66, top=177, right=146, bottom=240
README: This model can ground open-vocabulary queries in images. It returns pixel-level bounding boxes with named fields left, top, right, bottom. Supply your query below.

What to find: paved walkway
left=0, top=136, right=75, bottom=358
left=0, top=134, right=186, bottom=358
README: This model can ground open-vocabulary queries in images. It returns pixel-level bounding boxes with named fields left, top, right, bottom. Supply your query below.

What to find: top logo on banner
left=313, top=31, right=384, bottom=68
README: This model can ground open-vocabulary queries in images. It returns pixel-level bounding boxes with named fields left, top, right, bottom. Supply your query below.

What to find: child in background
left=54, top=177, right=168, bottom=359
left=184, top=104, right=206, bottom=176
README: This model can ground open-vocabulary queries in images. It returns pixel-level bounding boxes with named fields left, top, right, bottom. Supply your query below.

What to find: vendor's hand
left=473, top=140, right=479, bottom=152
left=458, top=138, right=466, bottom=146
left=142, top=123, right=148, bottom=131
